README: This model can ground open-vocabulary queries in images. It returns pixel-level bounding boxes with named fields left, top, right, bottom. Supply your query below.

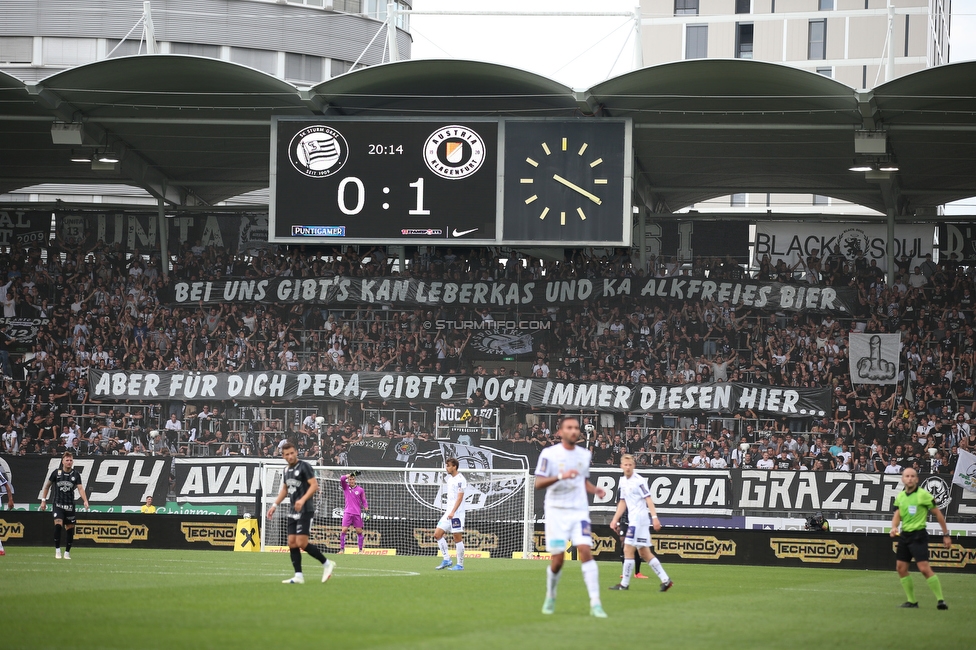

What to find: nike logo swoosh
left=452, top=228, right=478, bottom=237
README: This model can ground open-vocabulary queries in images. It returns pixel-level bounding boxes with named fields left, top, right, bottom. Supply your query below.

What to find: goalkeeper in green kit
left=890, top=468, right=951, bottom=609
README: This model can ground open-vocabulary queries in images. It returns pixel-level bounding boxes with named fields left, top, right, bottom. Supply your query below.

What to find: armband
left=557, top=472, right=564, bottom=481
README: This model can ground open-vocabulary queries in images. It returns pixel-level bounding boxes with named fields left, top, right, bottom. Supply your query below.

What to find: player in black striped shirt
left=40, top=451, right=90, bottom=560
left=267, top=441, right=335, bottom=584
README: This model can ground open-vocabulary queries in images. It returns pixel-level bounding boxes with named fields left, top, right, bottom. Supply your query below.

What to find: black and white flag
left=849, top=333, right=900, bottom=385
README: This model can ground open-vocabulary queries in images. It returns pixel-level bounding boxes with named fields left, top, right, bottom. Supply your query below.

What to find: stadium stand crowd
left=1, top=240, right=974, bottom=475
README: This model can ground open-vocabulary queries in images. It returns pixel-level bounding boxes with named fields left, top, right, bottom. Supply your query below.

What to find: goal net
left=260, top=465, right=534, bottom=559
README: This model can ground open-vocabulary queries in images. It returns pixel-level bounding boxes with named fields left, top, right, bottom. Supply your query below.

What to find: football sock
left=581, top=560, right=601, bottom=606
left=900, top=576, right=916, bottom=603
left=456, top=542, right=465, bottom=567
left=54, top=523, right=63, bottom=549
left=437, top=537, right=450, bottom=560
left=339, top=533, right=346, bottom=551
left=290, top=547, right=302, bottom=574
left=634, top=555, right=642, bottom=575
left=926, top=575, right=944, bottom=601
left=305, top=544, right=327, bottom=565
left=357, top=533, right=364, bottom=551
left=0, top=538, right=4, bottom=552
left=65, top=527, right=74, bottom=552
left=649, top=557, right=670, bottom=584
left=546, top=566, right=562, bottom=599
left=621, top=559, right=635, bottom=587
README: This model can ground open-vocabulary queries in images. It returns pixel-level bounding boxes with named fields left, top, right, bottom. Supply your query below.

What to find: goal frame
left=259, top=464, right=535, bottom=558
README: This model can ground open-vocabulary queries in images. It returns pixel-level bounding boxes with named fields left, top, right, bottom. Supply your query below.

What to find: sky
left=410, top=0, right=976, bottom=88
left=410, top=0, right=976, bottom=213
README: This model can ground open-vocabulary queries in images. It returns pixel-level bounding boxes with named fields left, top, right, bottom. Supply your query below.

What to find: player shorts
left=287, top=510, right=314, bottom=537
left=544, top=508, right=592, bottom=553
left=896, top=529, right=930, bottom=563
left=342, top=513, right=364, bottom=529
left=52, top=507, right=76, bottom=525
left=436, top=512, right=465, bottom=534
left=623, top=512, right=652, bottom=549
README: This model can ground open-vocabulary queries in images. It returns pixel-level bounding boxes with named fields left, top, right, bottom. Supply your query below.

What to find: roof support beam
left=855, top=90, right=879, bottom=131
left=26, top=83, right=196, bottom=206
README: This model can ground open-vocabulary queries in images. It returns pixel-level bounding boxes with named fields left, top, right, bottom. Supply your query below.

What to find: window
left=731, top=194, right=747, bottom=207
left=171, top=42, right=220, bottom=58
left=230, top=47, right=277, bottom=75
left=735, top=0, right=751, bottom=14
left=819, top=0, right=834, bottom=9
left=816, top=66, right=833, bottom=78
left=675, top=0, right=699, bottom=16
left=0, top=37, right=33, bottom=64
left=331, top=59, right=353, bottom=77
left=106, top=39, right=142, bottom=58
left=808, top=19, right=826, bottom=60
left=813, top=195, right=829, bottom=206
left=685, top=25, right=708, bottom=59
left=334, top=0, right=362, bottom=11
left=736, top=23, right=754, bottom=59
left=42, top=37, right=96, bottom=66
left=286, top=53, right=323, bottom=83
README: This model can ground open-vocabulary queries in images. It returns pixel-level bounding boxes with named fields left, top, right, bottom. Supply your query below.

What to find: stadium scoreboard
left=269, top=117, right=632, bottom=246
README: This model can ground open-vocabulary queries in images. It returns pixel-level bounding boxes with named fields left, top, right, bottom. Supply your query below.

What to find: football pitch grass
left=2, top=548, right=972, bottom=649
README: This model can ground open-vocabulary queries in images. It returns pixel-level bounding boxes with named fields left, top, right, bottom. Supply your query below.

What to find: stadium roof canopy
left=1, top=55, right=975, bottom=216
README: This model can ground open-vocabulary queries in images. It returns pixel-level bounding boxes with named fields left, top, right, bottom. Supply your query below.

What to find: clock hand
left=552, top=174, right=603, bottom=205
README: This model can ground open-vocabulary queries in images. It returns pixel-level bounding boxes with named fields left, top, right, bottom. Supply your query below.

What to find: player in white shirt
left=434, top=458, right=467, bottom=571
left=534, top=417, right=608, bottom=618
left=608, top=455, right=673, bottom=592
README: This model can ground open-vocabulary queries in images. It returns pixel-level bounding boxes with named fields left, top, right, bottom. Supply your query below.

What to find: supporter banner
left=0, top=454, right=169, bottom=506
left=588, top=468, right=734, bottom=516
left=0, top=317, right=49, bottom=343
left=754, top=222, right=933, bottom=271
left=642, top=220, right=750, bottom=261
left=158, top=276, right=857, bottom=314
left=937, top=222, right=976, bottom=262
left=172, top=458, right=264, bottom=504
left=54, top=211, right=272, bottom=255
left=467, top=329, right=540, bottom=358
left=849, top=333, right=901, bottom=385
left=89, top=369, right=830, bottom=417
left=0, top=209, right=51, bottom=248
left=952, top=449, right=976, bottom=494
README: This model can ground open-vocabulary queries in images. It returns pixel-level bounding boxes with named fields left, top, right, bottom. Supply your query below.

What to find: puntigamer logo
left=655, top=535, right=736, bottom=560
left=75, top=520, right=149, bottom=544
left=770, top=538, right=858, bottom=563
left=181, top=523, right=237, bottom=547
left=0, top=519, right=24, bottom=541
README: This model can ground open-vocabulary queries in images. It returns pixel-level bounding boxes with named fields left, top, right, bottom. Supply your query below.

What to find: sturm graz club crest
left=920, top=476, right=952, bottom=511
left=404, top=443, right=528, bottom=513
left=288, top=125, right=349, bottom=178
left=423, top=125, right=486, bottom=180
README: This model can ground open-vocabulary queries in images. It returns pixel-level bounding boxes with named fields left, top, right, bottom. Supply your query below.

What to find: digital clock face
left=501, top=120, right=630, bottom=246
left=271, top=118, right=499, bottom=243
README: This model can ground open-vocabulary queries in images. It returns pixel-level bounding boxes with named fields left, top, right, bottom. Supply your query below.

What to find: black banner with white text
left=0, top=455, right=170, bottom=506
left=88, top=370, right=830, bottom=417
left=158, top=276, right=857, bottom=313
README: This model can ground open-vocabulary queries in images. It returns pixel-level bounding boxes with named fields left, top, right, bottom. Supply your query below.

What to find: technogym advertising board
left=269, top=117, right=632, bottom=246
